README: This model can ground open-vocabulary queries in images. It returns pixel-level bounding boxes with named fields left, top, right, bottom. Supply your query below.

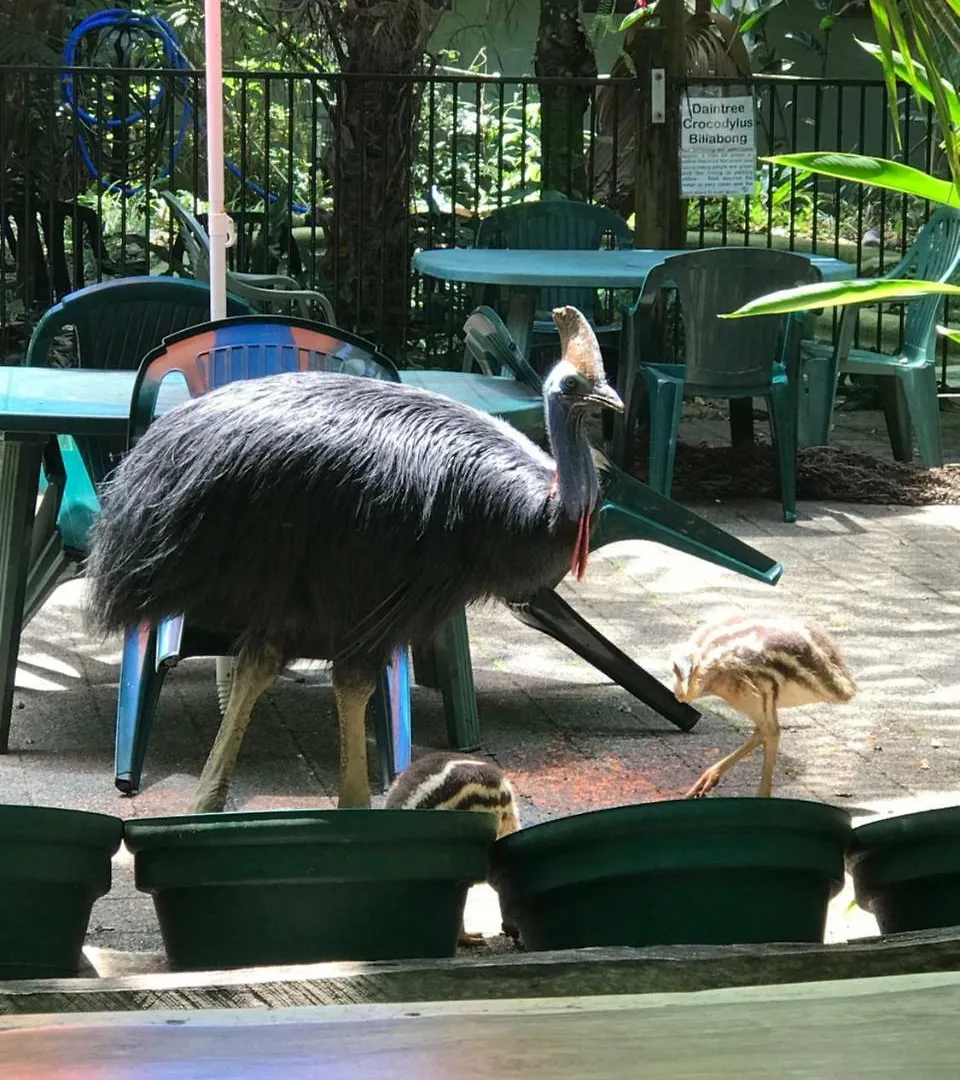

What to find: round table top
left=412, top=247, right=855, bottom=287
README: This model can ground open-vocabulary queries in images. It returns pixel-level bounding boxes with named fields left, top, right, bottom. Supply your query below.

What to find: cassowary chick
left=671, top=614, right=856, bottom=798
left=385, top=751, right=520, bottom=945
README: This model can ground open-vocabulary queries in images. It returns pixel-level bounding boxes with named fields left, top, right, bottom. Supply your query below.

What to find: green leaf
left=818, top=15, right=835, bottom=31
left=618, top=7, right=650, bottom=32
left=722, top=278, right=960, bottom=319
left=738, top=0, right=785, bottom=33
left=857, top=39, right=960, bottom=130
left=868, top=0, right=910, bottom=148
left=763, top=152, right=960, bottom=206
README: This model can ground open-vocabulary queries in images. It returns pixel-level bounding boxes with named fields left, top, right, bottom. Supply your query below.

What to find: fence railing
left=1, top=65, right=954, bottom=382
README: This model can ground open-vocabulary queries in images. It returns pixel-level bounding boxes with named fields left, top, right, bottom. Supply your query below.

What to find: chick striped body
left=671, top=614, right=856, bottom=797
left=384, top=751, right=520, bottom=839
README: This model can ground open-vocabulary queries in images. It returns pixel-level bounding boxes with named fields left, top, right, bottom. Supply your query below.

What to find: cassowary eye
left=559, top=375, right=580, bottom=394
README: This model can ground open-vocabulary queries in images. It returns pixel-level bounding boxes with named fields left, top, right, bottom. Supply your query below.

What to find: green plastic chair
left=440, top=305, right=786, bottom=743
left=800, top=207, right=960, bottom=466
left=474, top=197, right=633, bottom=350
left=22, top=276, right=256, bottom=626
left=614, top=248, right=821, bottom=523
left=161, top=192, right=336, bottom=322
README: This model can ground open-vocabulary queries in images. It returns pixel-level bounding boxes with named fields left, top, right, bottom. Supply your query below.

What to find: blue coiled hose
left=61, top=7, right=308, bottom=211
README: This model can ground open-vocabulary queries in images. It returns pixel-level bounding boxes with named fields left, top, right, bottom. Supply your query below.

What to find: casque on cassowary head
left=86, top=306, right=623, bottom=814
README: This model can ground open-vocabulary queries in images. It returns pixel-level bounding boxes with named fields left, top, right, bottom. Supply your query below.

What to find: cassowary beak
left=585, top=383, right=624, bottom=413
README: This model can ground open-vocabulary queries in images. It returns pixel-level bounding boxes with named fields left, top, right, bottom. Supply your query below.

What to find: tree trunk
left=324, top=0, right=444, bottom=352
left=535, top=0, right=598, bottom=199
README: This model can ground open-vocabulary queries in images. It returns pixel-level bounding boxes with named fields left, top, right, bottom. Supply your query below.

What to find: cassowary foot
left=685, top=768, right=723, bottom=799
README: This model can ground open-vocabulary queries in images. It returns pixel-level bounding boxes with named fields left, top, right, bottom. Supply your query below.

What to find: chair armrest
left=23, top=302, right=69, bottom=367
left=232, top=272, right=303, bottom=289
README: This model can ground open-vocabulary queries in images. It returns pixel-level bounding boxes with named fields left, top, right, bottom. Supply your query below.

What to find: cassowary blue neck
left=545, top=393, right=599, bottom=523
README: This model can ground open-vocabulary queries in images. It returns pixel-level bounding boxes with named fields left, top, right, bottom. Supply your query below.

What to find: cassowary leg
left=757, top=698, right=781, bottom=798
left=331, top=664, right=376, bottom=809
left=685, top=729, right=764, bottom=799
left=190, top=648, right=281, bottom=814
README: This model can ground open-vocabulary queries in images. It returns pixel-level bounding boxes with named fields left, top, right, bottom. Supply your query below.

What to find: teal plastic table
left=0, top=366, right=544, bottom=743
left=412, top=247, right=855, bottom=362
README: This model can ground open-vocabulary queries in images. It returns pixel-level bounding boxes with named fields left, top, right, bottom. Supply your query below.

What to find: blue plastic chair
left=115, top=315, right=412, bottom=795
left=21, top=277, right=256, bottom=629
left=800, top=207, right=960, bottom=465
left=614, top=248, right=821, bottom=523
left=474, top=198, right=633, bottom=350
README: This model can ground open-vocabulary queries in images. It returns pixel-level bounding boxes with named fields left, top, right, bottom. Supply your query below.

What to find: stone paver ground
left=6, top=403, right=960, bottom=964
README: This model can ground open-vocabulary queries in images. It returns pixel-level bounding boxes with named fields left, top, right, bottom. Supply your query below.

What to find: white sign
left=680, top=94, right=757, bottom=197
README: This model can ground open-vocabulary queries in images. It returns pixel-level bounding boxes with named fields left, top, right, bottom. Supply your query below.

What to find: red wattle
left=571, top=510, right=591, bottom=581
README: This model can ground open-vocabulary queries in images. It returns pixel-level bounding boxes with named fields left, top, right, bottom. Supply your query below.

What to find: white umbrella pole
left=204, top=0, right=235, bottom=708
left=204, top=0, right=231, bottom=322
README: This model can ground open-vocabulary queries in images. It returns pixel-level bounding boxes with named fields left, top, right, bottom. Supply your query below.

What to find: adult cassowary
left=87, top=307, right=623, bottom=813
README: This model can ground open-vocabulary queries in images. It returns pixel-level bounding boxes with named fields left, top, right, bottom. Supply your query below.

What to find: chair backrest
left=161, top=192, right=212, bottom=277
left=2, top=199, right=113, bottom=308
left=130, top=315, right=400, bottom=444
left=25, top=275, right=256, bottom=485
left=462, top=306, right=542, bottom=390
left=652, top=248, right=821, bottom=392
left=474, top=199, right=633, bottom=320
left=888, top=207, right=960, bottom=360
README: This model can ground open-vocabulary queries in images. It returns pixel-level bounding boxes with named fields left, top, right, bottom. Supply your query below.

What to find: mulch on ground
left=632, top=442, right=960, bottom=506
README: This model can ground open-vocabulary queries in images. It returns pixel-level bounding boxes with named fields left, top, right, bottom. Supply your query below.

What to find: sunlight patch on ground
left=463, top=882, right=503, bottom=938
left=17, top=651, right=82, bottom=679
left=849, top=790, right=960, bottom=823
left=14, top=668, right=73, bottom=692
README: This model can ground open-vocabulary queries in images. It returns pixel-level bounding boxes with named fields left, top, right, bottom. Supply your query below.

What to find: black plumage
left=86, top=306, right=623, bottom=812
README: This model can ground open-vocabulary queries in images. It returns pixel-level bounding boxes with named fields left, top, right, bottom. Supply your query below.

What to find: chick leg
left=332, top=664, right=375, bottom=809
left=191, top=648, right=281, bottom=813
left=459, top=925, right=485, bottom=947
left=757, top=696, right=781, bottom=798
left=685, top=729, right=763, bottom=798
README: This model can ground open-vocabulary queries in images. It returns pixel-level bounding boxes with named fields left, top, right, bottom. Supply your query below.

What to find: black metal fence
left=1, top=65, right=954, bottom=379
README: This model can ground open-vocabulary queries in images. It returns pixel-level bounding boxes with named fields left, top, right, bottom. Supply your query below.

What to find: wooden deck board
left=0, top=973, right=958, bottom=1078
left=2, top=927, right=960, bottom=1015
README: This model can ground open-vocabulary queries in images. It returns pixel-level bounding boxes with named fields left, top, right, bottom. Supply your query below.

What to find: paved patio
left=5, top=403, right=960, bottom=965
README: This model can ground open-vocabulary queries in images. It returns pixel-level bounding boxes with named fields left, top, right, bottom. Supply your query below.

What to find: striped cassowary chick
left=670, top=614, right=856, bottom=798
left=385, top=750, right=520, bottom=945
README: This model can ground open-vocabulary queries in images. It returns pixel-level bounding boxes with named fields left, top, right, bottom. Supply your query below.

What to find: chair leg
left=115, top=621, right=169, bottom=794
left=802, top=354, right=836, bottom=447
left=510, top=587, right=700, bottom=732
left=879, top=377, right=914, bottom=463
left=899, top=365, right=943, bottom=467
left=729, top=398, right=755, bottom=448
left=22, top=535, right=76, bottom=626
left=370, top=646, right=412, bottom=791
left=0, top=438, right=46, bottom=755
left=432, top=608, right=481, bottom=752
left=646, top=375, right=684, bottom=498
left=411, top=644, right=440, bottom=689
left=768, top=384, right=798, bottom=523
left=23, top=437, right=73, bottom=626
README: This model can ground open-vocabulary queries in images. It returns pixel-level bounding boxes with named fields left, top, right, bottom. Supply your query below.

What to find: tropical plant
left=725, top=0, right=960, bottom=321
